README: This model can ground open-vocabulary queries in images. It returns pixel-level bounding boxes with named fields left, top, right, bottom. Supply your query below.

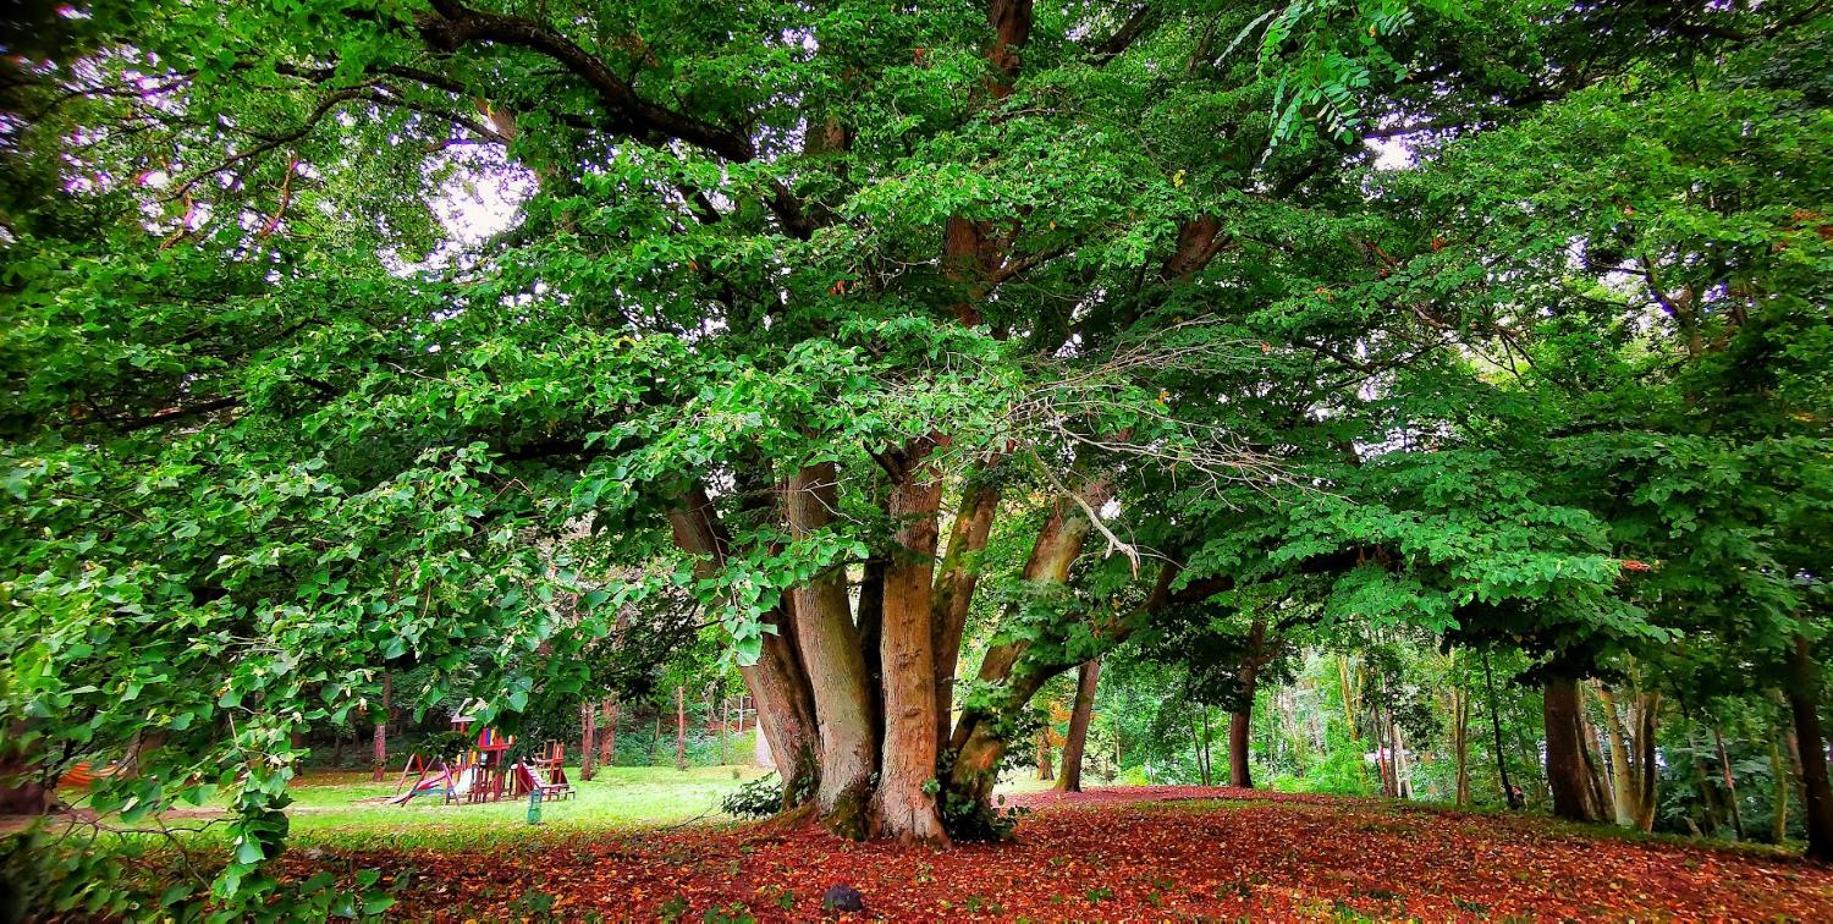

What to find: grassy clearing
left=166, top=766, right=1056, bottom=851
left=271, top=764, right=769, bottom=850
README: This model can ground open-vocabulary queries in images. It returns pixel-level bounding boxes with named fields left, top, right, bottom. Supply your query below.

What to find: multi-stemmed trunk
left=786, top=463, right=878, bottom=832
left=870, top=446, right=949, bottom=843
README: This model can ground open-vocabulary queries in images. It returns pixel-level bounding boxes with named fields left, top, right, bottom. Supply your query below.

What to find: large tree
left=4, top=0, right=1828, bottom=914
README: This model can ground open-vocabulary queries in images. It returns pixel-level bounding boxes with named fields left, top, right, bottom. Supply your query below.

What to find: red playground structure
left=388, top=715, right=574, bottom=806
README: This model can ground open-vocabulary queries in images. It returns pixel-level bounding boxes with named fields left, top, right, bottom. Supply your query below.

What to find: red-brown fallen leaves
left=279, top=787, right=1833, bottom=922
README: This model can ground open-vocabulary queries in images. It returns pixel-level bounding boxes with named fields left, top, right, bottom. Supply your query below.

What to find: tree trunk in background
left=0, top=725, right=49, bottom=814
left=1631, top=692, right=1661, bottom=832
left=719, top=697, right=731, bottom=766
left=1449, top=685, right=1471, bottom=807
left=871, top=449, right=949, bottom=843
left=580, top=699, right=597, bottom=782
left=1201, top=709, right=1215, bottom=787
left=786, top=463, right=877, bottom=832
left=601, top=696, right=617, bottom=766
left=1713, top=725, right=1745, bottom=840
left=1772, top=737, right=1791, bottom=844
left=1783, top=635, right=1833, bottom=861
left=1482, top=652, right=1521, bottom=809
left=675, top=685, right=687, bottom=771
left=1578, top=692, right=1614, bottom=822
left=1230, top=619, right=1266, bottom=789
left=1393, top=722, right=1411, bottom=799
left=650, top=716, right=660, bottom=766
left=1056, top=659, right=1100, bottom=793
left=1599, top=686, right=1637, bottom=826
left=1544, top=675, right=1605, bottom=823
left=1341, top=655, right=1369, bottom=793
left=1036, top=725, right=1055, bottom=781
left=371, top=673, right=391, bottom=782
left=932, top=480, right=999, bottom=747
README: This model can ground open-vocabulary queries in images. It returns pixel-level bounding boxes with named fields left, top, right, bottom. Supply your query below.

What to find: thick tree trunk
left=1229, top=620, right=1266, bottom=789
left=871, top=450, right=949, bottom=843
left=1227, top=709, right=1252, bottom=789
left=1056, top=659, right=1100, bottom=792
left=1544, top=675, right=1605, bottom=823
left=786, top=463, right=877, bottom=833
left=932, top=480, right=999, bottom=748
left=1783, top=635, right=1833, bottom=861
left=667, top=486, right=819, bottom=806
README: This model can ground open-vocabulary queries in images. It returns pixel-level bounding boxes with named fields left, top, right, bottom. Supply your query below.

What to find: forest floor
left=273, top=785, right=1833, bottom=922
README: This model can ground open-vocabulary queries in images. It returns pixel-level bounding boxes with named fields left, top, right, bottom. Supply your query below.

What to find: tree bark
left=675, top=684, right=688, bottom=771
left=1579, top=693, right=1614, bottom=822
left=580, top=699, right=598, bottom=781
left=667, top=486, right=819, bottom=805
left=1036, top=725, right=1055, bottom=781
left=871, top=448, right=949, bottom=843
left=1598, top=686, right=1636, bottom=826
left=371, top=672, right=391, bottom=782
left=1713, top=725, right=1745, bottom=840
left=786, top=463, right=877, bottom=833
left=601, top=695, right=618, bottom=766
left=1449, top=685, right=1471, bottom=807
left=1544, top=675, right=1605, bottom=823
left=944, top=475, right=1111, bottom=806
left=1056, top=659, right=1100, bottom=792
left=932, top=480, right=999, bottom=748
left=856, top=557, right=887, bottom=757
left=1631, top=692, right=1660, bottom=832
left=1229, top=620, right=1267, bottom=789
left=1783, top=634, right=1833, bottom=861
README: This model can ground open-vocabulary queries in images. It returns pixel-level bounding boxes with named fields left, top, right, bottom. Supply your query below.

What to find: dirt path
left=277, top=786, right=1833, bottom=921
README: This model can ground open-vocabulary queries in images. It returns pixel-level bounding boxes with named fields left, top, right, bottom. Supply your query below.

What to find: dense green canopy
left=2, top=0, right=1828, bottom=916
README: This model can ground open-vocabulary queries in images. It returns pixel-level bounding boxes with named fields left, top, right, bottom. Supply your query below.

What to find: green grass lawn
left=243, top=764, right=1065, bottom=850
left=271, top=764, right=769, bottom=849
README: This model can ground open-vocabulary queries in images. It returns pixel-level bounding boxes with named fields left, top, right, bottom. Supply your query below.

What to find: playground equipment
left=385, top=717, right=574, bottom=807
